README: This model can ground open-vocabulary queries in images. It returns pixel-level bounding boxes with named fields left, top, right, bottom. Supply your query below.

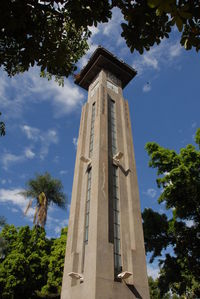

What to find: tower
left=61, top=47, right=150, bottom=299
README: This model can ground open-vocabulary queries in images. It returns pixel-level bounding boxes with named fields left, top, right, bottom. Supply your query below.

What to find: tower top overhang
left=74, top=46, right=137, bottom=90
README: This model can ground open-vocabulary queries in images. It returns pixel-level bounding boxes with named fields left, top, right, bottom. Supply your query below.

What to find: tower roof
left=74, top=46, right=137, bottom=90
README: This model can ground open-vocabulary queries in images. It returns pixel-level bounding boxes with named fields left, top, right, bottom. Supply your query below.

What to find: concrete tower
left=61, top=47, right=150, bottom=299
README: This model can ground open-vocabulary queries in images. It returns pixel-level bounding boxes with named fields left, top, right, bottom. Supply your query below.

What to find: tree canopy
left=20, top=172, right=66, bottom=227
left=0, top=112, right=5, bottom=137
left=0, top=224, right=67, bottom=299
left=1, top=0, right=200, bottom=81
left=143, top=128, right=200, bottom=297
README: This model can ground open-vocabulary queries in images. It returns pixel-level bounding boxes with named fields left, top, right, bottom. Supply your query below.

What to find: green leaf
left=156, top=8, right=163, bottom=16
left=175, top=16, right=183, bottom=32
left=147, top=0, right=162, bottom=9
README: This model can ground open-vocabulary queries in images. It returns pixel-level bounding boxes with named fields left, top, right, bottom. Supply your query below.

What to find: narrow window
left=113, top=166, right=122, bottom=277
left=89, top=103, right=96, bottom=157
left=83, top=103, right=95, bottom=271
left=84, top=168, right=92, bottom=244
left=108, top=98, right=122, bottom=279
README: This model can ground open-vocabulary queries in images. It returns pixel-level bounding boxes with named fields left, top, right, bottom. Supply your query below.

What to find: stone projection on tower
left=61, top=47, right=150, bottom=299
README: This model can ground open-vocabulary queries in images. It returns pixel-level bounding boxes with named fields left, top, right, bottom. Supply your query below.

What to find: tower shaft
left=61, top=48, right=150, bottom=299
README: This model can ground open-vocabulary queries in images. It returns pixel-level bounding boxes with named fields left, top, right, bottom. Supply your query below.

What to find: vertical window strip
left=113, top=166, right=122, bottom=277
left=83, top=102, right=95, bottom=249
left=109, top=99, right=122, bottom=278
left=84, top=169, right=92, bottom=244
left=89, top=103, right=96, bottom=157
left=110, top=100, right=117, bottom=155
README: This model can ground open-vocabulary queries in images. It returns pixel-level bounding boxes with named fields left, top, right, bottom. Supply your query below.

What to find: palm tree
left=0, top=216, right=7, bottom=259
left=0, top=112, right=5, bottom=136
left=20, top=172, right=66, bottom=227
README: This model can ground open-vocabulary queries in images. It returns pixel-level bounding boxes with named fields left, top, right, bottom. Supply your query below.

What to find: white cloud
left=88, top=26, right=100, bottom=36
left=185, top=220, right=194, bottom=228
left=143, top=83, right=151, bottom=93
left=0, top=72, right=9, bottom=99
left=11, top=208, right=19, bottom=213
left=46, top=216, right=68, bottom=236
left=21, top=125, right=40, bottom=141
left=24, top=148, right=35, bottom=159
left=53, top=218, right=68, bottom=235
left=191, top=121, right=197, bottom=129
left=72, top=137, right=78, bottom=150
left=133, top=39, right=183, bottom=75
left=1, top=147, right=36, bottom=170
left=78, top=8, right=123, bottom=69
left=101, top=8, right=123, bottom=38
left=78, top=41, right=98, bottom=69
left=169, top=42, right=182, bottom=58
left=144, top=188, right=157, bottom=198
left=147, top=264, right=160, bottom=279
left=59, top=170, right=68, bottom=175
left=21, top=125, right=59, bottom=160
left=40, top=129, right=58, bottom=160
left=1, top=127, right=58, bottom=169
left=0, top=188, right=34, bottom=219
left=0, top=67, right=85, bottom=120
left=28, top=71, right=85, bottom=117
left=143, top=55, right=159, bottom=70
left=1, top=153, right=24, bottom=170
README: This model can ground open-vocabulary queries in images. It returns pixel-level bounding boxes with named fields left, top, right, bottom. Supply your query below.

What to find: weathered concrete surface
left=61, top=51, right=150, bottom=299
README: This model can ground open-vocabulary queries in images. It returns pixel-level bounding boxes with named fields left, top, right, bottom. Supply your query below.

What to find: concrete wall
left=61, top=69, right=150, bottom=299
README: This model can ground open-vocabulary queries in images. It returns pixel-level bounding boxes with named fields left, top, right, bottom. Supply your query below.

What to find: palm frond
left=33, top=206, right=39, bottom=224
left=22, top=172, right=66, bottom=227
left=24, top=199, right=33, bottom=215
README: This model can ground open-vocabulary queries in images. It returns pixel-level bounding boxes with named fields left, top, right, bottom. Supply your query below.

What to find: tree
left=0, top=224, right=67, bottom=299
left=0, top=225, right=52, bottom=299
left=116, top=0, right=200, bottom=54
left=40, top=227, right=68, bottom=298
left=0, top=216, right=6, bottom=227
left=0, top=112, right=5, bottom=137
left=0, top=216, right=7, bottom=259
left=20, top=172, right=66, bottom=227
left=1, top=1, right=200, bottom=82
left=148, top=276, right=160, bottom=299
left=143, top=128, right=200, bottom=297
left=0, top=0, right=91, bottom=85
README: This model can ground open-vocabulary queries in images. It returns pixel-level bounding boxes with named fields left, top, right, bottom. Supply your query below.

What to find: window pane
left=85, top=227, right=88, bottom=242
left=113, top=187, right=119, bottom=198
left=116, top=239, right=121, bottom=253
left=86, top=200, right=90, bottom=213
left=86, top=214, right=89, bottom=227
left=88, top=179, right=91, bottom=189
left=114, top=211, right=120, bottom=224
left=113, top=198, right=119, bottom=211
left=118, top=255, right=122, bottom=268
left=114, top=224, right=120, bottom=238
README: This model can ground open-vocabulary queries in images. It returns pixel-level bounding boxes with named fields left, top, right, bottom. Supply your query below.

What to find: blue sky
left=0, top=8, right=199, bottom=279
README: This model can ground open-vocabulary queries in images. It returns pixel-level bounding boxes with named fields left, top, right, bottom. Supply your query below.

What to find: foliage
left=0, top=224, right=67, bottom=299
left=0, top=216, right=7, bottom=259
left=40, top=227, right=68, bottom=297
left=148, top=276, right=160, bottom=299
left=143, top=208, right=170, bottom=262
left=0, top=112, right=5, bottom=137
left=143, top=128, right=200, bottom=297
left=1, top=1, right=200, bottom=82
left=0, top=216, right=6, bottom=228
left=20, top=172, right=66, bottom=227
left=148, top=276, right=184, bottom=298
left=0, top=0, right=90, bottom=83
left=116, top=0, right=200, bottom=54
left=0, top=225, right=52, bottom=298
